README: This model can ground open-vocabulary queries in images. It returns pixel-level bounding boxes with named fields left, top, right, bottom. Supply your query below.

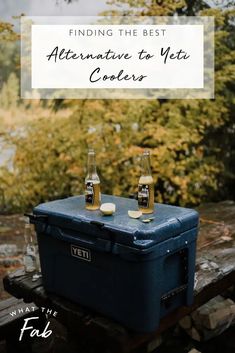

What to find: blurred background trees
left=0, top=0, right=234, bottom=212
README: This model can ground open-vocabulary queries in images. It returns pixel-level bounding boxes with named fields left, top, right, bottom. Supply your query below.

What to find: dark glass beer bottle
left=138, top=150, right=154, bottom=214
left=85, top=149, right=101, bottom=210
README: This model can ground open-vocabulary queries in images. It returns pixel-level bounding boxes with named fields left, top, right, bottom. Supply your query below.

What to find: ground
left=0, top=214, right=25, bottom=300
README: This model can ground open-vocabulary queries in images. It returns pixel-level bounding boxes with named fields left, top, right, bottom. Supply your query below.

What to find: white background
left=31, top=24, right=204, bottom=89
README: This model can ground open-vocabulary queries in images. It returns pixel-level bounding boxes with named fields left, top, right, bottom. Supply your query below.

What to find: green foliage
left=0, top=96, right=229, bottom=211
left=0, top=41, right=19, bottom=85
left=0, top=21, right=19, bottom=97
left=0, top=2, right=235, bottom=212
left=0, top=73, right=19, bottom=109
left=0, top=22, right=19, bottom=42
left=0, top=117, right=80, bottom=211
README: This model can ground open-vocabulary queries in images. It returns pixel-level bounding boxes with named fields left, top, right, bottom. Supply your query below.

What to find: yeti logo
left=71, top=245, right=91, bottom=262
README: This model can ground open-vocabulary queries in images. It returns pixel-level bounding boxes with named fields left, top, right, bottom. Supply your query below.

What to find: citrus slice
left=100, top=203, right=116, bottom=215
left=128, top=210, right=142, bottom=219
left=142, top=217, right=155, bottom=223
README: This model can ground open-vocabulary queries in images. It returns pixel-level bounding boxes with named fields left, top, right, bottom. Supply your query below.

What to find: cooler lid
left=33, top=195, right=199, bottom=249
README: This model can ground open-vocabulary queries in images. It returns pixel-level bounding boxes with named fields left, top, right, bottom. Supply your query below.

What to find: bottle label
left=138, top=184, right=149, bottom=208
left=85, top=181, right=94, bottom=205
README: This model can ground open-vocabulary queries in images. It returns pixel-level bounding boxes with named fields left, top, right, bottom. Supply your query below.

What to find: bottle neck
left=87, top=151, right=97, bottom=178
left=141, top=151, right=151, bottom=176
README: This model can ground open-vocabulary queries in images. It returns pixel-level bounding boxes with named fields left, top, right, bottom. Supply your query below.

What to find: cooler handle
left=161, top=248, right=188, bottom=304
left=48, top=225, right=111, bottom=252
left=161, top=284, right=188, bottom=303
left=51, top=226, right=94, bottom=245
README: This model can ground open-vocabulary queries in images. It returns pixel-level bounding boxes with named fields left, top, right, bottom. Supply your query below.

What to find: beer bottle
left=85, top=149, right=101, bottom=210
left=138, top=150, right=154, bottom=214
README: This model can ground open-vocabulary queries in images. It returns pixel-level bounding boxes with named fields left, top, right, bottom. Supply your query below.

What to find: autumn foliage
left=0, top=1, right=235, bottom=212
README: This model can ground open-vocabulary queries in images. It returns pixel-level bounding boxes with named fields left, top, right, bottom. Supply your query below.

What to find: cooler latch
left=89, top=221, right=118, bottom=246
left=24, top=213, right=48, bottom=233
left=24, top=213, right=48, bottom=223
left=90, top=220, right=105, bottom=229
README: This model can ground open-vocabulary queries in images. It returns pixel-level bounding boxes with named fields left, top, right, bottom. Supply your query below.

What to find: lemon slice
left=128, top=210, right=142, bottom=219
left=100, top=203, right=116, bottom=215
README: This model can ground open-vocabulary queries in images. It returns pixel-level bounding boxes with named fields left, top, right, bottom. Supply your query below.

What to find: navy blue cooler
left=31, top=195, right=199, bottom=332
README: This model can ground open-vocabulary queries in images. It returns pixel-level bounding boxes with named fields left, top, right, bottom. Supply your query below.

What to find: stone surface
left=0, top=215, right=26, bottom=300
left=146, top=336, right=162, bottom=352
left=190, top=327, right=201, bottom=342
left=179, top=315, right=192, bottom=330
left=194, top=201, right=235, bottom=295
left=0, top=256, right=22, bottom=267
left=188, top=349, right=201, bottom=353
left=0, top=244, right=18, bottom=257
left=181, top=295, right=235, bottom=342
